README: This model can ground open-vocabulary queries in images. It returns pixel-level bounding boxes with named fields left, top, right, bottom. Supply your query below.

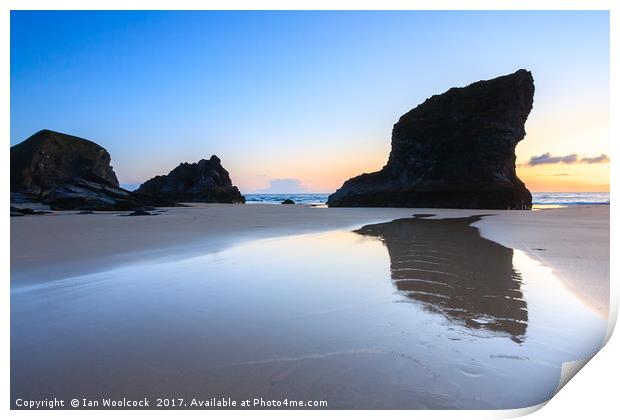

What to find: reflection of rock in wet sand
left=355, top=215, right=528, bottom=342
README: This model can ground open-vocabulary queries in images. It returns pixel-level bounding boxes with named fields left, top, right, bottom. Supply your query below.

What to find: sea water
left=245, top=192, right=610, bottom=206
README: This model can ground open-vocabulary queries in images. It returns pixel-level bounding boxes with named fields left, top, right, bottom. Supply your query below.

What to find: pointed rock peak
left=137, top=157, right=244, bottom=204
left=328, top=70, right=535, bottom=210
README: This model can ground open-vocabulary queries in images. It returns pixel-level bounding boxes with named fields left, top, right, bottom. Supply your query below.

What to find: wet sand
left=10, top=210, right=608, bottom=409
left=10, top=204, right=609, bottom=316
left=10, top=204, right=610, bottom=409
left=472, top=206, right=610, bottom=318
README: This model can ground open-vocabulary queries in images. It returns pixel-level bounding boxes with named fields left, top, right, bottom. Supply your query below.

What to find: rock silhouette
left=10, top=130, right=174, bottom=211
left=328, top=70, right=535, bottom=209
left=136, top=156, right=245, bottom=204
left=355, top=215, right=528, bottom=342
left=11, top=129, right=120, bottom=194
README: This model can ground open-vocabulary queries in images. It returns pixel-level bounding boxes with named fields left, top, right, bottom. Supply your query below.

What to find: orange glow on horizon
left=517, top=161, right=609, bottom=193
left=235, top=157, right=610, bottom=194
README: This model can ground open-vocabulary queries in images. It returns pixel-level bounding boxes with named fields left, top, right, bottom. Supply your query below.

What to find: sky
left=10, top=11, right=609, bottom=193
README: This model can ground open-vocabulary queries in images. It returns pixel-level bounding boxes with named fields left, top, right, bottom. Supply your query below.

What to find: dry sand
left=10, top=204, right=609, bottom=316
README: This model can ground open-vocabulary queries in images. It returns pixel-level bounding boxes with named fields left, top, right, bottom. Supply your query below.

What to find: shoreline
left=10, top=204, right=609, bottom=317
left=473, top=205, right=609, bottom=318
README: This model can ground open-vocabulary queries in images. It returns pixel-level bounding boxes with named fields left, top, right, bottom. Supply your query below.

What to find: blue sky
left=10, top=11, right=609, bottom=192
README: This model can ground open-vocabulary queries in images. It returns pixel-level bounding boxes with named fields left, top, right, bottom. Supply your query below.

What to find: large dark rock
left=10, top=129, right=174, bottom=210
left=11, top=129, right=119, bottom=194
left=136, top=156, right=245, bottom=204
left=328, top=70, right=535, bottom=209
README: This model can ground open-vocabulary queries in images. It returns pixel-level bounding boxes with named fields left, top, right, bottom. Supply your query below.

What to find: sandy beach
left=11, top=204, right=609, bottom=316
left=10, top=203, right=610, bottom=409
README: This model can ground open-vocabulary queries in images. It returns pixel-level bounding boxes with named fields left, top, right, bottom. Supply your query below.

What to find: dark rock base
left=327, top=183, right=532, bottom=210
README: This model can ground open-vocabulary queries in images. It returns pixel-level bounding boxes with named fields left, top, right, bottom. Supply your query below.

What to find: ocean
left=245, top=192, right=610, bottom=206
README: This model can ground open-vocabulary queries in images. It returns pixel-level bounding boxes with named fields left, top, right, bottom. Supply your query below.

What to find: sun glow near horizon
left=119, top=126, right=610, bottom=194
left=231, top=112, right=610, bottom=194
left=518, top=164, right=610, bottom=193
left=232, top=153, right=610, bottom=195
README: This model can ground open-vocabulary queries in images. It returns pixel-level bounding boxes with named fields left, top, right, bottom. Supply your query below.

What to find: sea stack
left=10, top=129, right=167, bottom=210
left=136, top=156, right=245, bottom=204
left=11, top=129, right=120, bottom=194
left=327, top=69, right=535, bottom=209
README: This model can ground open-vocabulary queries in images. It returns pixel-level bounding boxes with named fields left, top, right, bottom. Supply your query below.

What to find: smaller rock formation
left=11, top=130, right=174, bottom=210
left=281, top=199, right=295, bottom=205
left=125, top=209, right=156, bottom=216
left=10, top=206, right=51, bottom=217
left=136, top=156, right=245, bottom=204
left=327, top=70, right=535, bottom=209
